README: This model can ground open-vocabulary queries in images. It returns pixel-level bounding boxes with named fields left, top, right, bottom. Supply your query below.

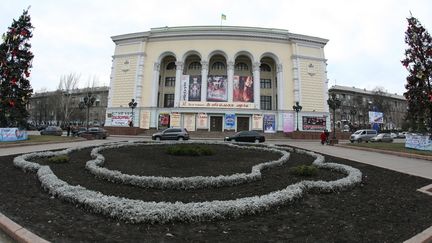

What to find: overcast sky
left=1, top=0, right=431, bottom=95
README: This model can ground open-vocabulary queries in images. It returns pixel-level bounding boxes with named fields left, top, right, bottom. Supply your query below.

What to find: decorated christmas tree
left=0, top=8, right=34, bottom=128
left=401, top=15, right=432, bottom=132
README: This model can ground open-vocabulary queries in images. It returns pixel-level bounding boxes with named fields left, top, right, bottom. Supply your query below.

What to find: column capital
left=153, top=62, right=160, bottom=71
left=253, top=62, right=261, bottom=72
left=277, top=64, right=283, bottom=73
left=227, top=61, right=235, bottom=71
left=175, top=61, right=184, bottom=70
left=200, top=60, right=209, bottom=70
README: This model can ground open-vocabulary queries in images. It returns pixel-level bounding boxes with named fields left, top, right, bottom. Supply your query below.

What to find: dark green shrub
left=48, top=155, right=69, bottom=163
left=166, top=145, right=214, bottom=156
left=289, top=165, right=318, bottom=177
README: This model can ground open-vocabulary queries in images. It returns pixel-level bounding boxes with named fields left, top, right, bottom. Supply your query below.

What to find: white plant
left=14, top=141, right=362, bottom=224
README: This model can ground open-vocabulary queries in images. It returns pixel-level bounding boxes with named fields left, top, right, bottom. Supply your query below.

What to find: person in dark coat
left=320, top=130, right=327, bottom=145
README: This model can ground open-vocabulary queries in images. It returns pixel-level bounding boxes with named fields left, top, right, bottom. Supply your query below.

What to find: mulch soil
left=0, top=143, right=431, bottom=242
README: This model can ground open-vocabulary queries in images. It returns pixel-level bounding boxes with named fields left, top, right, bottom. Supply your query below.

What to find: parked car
left=371, top=133, right=393, bottom=143
left=390, top=132, right=398, bottom=139
left=349, top=129, right=377, bottom=143
left=152, top=128, right=189, bottom=141
left=397, top=132, right=408, bottom=138
left=224, top=131, right=265, bottom=143
left=74, top=127, right=88, bottom=137
left=40, top=126, right=63, bottom=136
left=79, top=127, right=109, bottom=139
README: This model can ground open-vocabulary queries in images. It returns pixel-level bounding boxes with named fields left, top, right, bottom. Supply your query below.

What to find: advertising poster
left=368, top=111, right=383, bottom=124
left=0, top=128, right=28, bottom=142
left=183, top=113, right=196, bottom=131
left=170, top=113, right=181, bottom=128
left=110, top=111, right=132, bottom=126
left=225, top=114, right=236, bottom=130
left=139, top=111, right=150, bottom=129
left=302, top=116, right=326, bottom=131
left=181, top=75, right=189, bottom=101
left=197, top=113, right=208, bottom=129
left=158, top=113, right=170, bottom=129
left=207, top=75, right=227, bottom=102
left=405, top=134, right=432, bottom=151
left=188, top=75, right=201, bottom=101
left=233, top=75, right=254, bottom=102
left=263, top=114, right=276, bottom=133
left=283, top=113, right=294, bottom=132
left=252, top=114, right=263, bottom=130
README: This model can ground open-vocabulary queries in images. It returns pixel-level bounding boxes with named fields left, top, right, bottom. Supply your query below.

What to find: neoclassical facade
left=105, top=26, right=330, bottom=132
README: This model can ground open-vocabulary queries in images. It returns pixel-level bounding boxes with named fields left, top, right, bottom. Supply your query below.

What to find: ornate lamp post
left=327, top=93, right=341, bottom=141
left=128, top=98, right=138, bottom=127
left=292, top=101, right=302, bottom=131
left=79, top=92, right=96, bottom=129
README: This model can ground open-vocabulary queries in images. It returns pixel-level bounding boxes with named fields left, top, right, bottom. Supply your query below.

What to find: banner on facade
left=263, top=114, right=276, bottom=133
left=189, top=75, right=201, bottom=101
left=368, top=111, right=383, bottom=124
left=183, top=113, right=196, bottom=131
left=207, top=75, right=227, bottom=102
left=283, top=113, right=295, bottom=132
left=181, top=75, right=189, bottom=101
left=139, top=111, right=150, bottom=129
left=252, top=114, right=263, bottom=130
left=108, top=111, right=132, bottom=126
left=233, top=75, right=254, bottom=102
left=405, top=134, right=432, bottom=151
left=197, top=113, right=208, bottom=129
left=170, top=113, right=181, bottom=128
left=225, top=114, right=235, bottom=130
left=158, top=113, right=170, bottom=129
left=0, top=128, right=28, bottom=142
left=302, top=116, right=326, bottom=131
left=180, top=101, right=255, bottom=109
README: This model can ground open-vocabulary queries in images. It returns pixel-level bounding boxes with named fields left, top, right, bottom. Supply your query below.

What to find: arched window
left=188, top=61, right=202, bottom=70
left=211, top=61, right=226, bottom=70
left=235, top=62, right=249, bottom=71
left=260, top=64, right=271, bottom=72
left=166, top=62, right=176, bottom=70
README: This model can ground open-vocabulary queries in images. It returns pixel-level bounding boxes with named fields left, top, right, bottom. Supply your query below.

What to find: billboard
left=263, top=114, right=276, bottom=133
left=283, top=113, right=295, bottom=132
left=368, top=111, right=383, bottom=124
left=233, top=75, right=254, bottom=102
left=158, top=113, right=170, bottom=129
left=188, top=75, right=201, bottom=101
left=225, top=114, right=235, bottom=130
left=0, top=128, right=28, bottom=142
left=302, top=116, right=326, bottom=131
left=181, top=75, right=189, bottom=101
left=197, top=113, right=208, bottom=129
left=207, top=75, right=227, bottom=102
left=252, top=114, right=263, bottom=130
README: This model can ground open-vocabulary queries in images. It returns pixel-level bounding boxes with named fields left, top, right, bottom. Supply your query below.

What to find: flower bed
left=13, top=141, right=362, bottom=224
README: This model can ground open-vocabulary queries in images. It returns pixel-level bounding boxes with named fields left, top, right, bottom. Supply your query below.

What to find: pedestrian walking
left=320, top=130, right=327, bottom=145
left=67, top=124, right=71, bottom=137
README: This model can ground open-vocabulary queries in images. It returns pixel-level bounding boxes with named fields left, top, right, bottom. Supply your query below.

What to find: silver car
left=350, top=129, right=378, bottom=143
left=371, top=133, right=393, bottom=143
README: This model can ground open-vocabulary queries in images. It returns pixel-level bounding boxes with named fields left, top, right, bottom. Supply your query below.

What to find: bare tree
left=56, top=73, right=80, bottom=124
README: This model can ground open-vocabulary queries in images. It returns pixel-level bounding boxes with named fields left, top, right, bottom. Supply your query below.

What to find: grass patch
left=0, top=135, right=81, bottom=147
left=166, top=145, right=215, bottom=156
left=344, top=142, right=432, bottom=156
left=48, top=155, right=69, bottom=163
left=289, top=165, right=318, bottom=177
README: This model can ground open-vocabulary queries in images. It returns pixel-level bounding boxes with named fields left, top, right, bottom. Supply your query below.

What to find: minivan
left=349, top=129, right=377, bottom=143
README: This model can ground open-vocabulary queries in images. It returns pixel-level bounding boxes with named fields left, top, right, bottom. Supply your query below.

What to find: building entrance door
left=210, top=116, right=223, bottom=131
left=237, top=117, right=250, bottom=131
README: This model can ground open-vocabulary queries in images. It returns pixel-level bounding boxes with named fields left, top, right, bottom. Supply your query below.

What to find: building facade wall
left=106, top=26, right=329, bottom=132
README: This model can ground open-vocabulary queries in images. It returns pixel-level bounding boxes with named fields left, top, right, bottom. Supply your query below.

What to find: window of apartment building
left=260, top=79, right=272, bottom=89
left=235, top=62, right=249, bottom=71
left=188, top=62, right=201, bottom=70
left=260, top=64, right=271, bottom=72
left=165, top=77, right=176, bottom=87
left=164, top=94, right=174, bottom=107
left=166, top=62, right=176, bottom=70
left=260, top=96, right=272, bottom=110
left=211, top=62, right=226, bottom=70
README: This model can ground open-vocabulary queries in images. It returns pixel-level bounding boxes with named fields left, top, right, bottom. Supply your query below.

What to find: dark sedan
left=40, top=126, right=63, bottom=136
left=224, top=131, right=265, bottom=143
left=79, top=127, right=109, bottom=139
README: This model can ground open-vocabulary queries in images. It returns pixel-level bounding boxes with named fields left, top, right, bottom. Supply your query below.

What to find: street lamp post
left=327, top=93, right=341, bottom=141
left=292, top=101, right=302, bottom=131
left=79, top=92, right=96, bottom=130
left=128, top=98, right=138, bottom=127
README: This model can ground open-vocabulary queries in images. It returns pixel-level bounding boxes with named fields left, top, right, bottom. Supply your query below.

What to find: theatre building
left=105, top=26, right=330, bottom=133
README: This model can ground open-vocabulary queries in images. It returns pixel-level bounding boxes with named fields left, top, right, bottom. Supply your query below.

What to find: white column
left=174, top=61, right=183, bottom=107
left=134, top=55, right=145, bottom=106
left=107, top=57, right=116, bottom=108
left=276, top=64, right=284, bottom=110
left=150, top=62, right=160, bottom=107
left=293, top=57, right=300, bottom=102
left=253, top=62, right=261, bottom=109
left=227, top=61, right=234, bottom=102
left=200, top=61, right=208, bottom=102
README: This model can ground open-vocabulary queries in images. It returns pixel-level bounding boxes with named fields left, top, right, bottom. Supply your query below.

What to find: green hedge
left=48, top=155, right=70, bottom=163
left=166, top=145, right=214, bottom=156
left=289, top=165, right=318, bottom=177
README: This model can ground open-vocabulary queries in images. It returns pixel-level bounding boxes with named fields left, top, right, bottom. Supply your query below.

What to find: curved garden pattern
left=13, top=141, right=362, bottom=224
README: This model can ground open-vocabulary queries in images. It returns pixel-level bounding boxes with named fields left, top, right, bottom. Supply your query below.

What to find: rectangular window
left=164, top=94, right=174, bottom=107
left=260, top=79, right=272, bottom=89
left=260, top=96, right=272, bottom=110
left=165, top=77, right=175, bottom=87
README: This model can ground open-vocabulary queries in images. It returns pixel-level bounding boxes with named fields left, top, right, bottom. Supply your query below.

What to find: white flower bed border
left=13, top=142, right=362, bottom=224
left=86, top=141, right=290, bottom=189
